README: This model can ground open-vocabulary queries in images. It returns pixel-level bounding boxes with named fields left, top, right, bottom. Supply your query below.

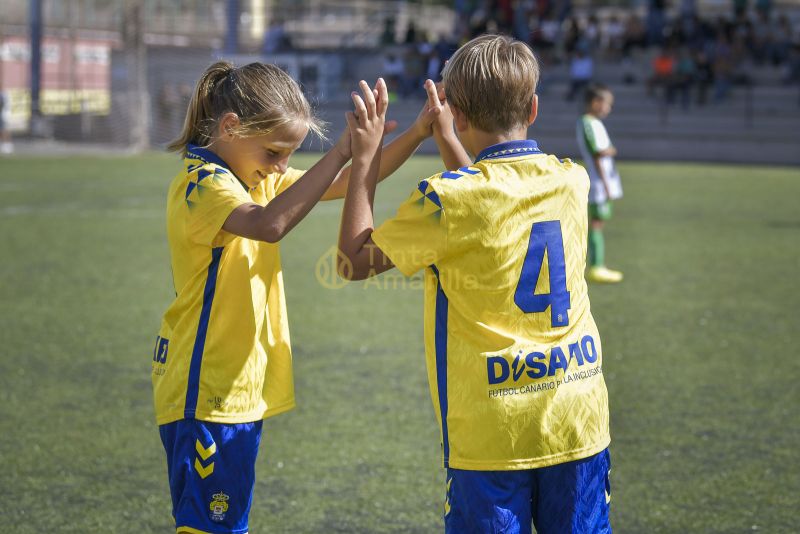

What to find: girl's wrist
left=332, top=143, right=351, bottom=163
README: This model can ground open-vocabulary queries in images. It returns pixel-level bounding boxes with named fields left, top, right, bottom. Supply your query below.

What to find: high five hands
left=346, top=78, right=389, bottom=163
left=413, top=79, right=454, bottom=140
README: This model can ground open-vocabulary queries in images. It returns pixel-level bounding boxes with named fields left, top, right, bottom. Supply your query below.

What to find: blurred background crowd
left=372, top=0, right=800, bottom=106
left=0, top=0, right=798, bottom=163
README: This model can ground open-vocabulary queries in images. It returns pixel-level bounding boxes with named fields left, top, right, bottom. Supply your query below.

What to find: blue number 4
left=514, top=220, right=571, bottom=327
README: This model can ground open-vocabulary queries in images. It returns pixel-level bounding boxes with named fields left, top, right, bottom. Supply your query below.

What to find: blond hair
left=167, top=61, right=325, bottom=154
left=442, top=34, right=539, bottom=133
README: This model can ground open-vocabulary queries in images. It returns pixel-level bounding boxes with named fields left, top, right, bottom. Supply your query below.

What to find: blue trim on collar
left=186, top=144, right=250, bottom=192
left=474, top=139, right=542, bottom=163
left=186, top=144, right=233, bottom=171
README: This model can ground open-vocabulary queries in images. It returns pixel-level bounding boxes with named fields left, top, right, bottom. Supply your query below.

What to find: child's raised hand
left=412, top=79, right=453, bottom=139
left=346, top=78, right=388, bottom=161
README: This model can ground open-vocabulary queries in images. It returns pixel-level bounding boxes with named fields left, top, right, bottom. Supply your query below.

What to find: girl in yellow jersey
left=152, top=62, right=445, bottom=534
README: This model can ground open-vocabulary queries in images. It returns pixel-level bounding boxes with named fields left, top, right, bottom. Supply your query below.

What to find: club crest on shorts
left=209, top=491, right=230, bottom=522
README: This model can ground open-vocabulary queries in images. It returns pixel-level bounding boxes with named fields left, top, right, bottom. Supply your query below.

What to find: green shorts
left=589, top=201, right=613, bottom=221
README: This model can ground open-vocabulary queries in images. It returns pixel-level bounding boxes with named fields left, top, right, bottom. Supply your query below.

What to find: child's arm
left=592, top=154, right=613, bottom=200
left=322, top=80, right=465, bottom=200
left=222, top=133, right=351, bottom=243
left=429, top=81, right=472, bottom=170
left=337, top=79, right=395, bottom=280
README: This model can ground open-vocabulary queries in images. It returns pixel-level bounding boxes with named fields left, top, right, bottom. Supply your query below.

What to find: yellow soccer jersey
left=152, top=144, right=303, bottom=425
left=372, top=140, right=610, bottom=470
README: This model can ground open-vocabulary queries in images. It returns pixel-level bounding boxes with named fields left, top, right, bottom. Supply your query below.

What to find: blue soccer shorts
left=444, top=448, right=611, bottom=534
left=159, top=419, right=263, bottom=534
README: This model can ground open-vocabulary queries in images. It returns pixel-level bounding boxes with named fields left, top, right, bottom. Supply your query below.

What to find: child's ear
left=451, top=106, right=468, bottom=132
left=218, top=112, right=241, bottom=140
left=528, top=95, right=539, bottom=126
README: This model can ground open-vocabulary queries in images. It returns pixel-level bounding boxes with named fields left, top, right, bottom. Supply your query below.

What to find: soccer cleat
left=587, top=266, right=623, bottom=283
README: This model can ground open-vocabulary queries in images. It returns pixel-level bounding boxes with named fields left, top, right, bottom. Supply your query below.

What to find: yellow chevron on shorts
left=194, top=457, right=215, bottom=479
left=195, top=439, right=217, bottom=461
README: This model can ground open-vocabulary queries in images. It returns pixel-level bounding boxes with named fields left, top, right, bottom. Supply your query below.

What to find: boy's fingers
left=351, top=92, right=368, bottom=122
left=436, top=82, right=446, bottom=102
left=424, top=79, right=439, bottom=110
left=422, top=106, right=441, bottom=124
left=359, top=80, right=376, bottom=117
left=376, top=78, right=389, bottom=116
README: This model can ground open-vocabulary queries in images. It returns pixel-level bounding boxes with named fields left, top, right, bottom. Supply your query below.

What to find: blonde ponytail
left=167, top=61, right=325, bottom=155
left=167, top=61, right=233, bottom=154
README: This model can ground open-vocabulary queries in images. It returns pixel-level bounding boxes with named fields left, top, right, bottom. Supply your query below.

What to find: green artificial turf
left=0, top=153, right=797, bottom=532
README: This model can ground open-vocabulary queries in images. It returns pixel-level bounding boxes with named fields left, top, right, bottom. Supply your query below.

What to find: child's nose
left=273, top=160, right=288, bottom=173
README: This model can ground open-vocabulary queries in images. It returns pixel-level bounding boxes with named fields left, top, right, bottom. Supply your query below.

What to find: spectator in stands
left=585, top=15, right=601, bottom=51
left=711, top=33, right=734, bottom=102
left=401, top=44, right=426, bottom=98
left=750, top=12, right=772, bottom=64
left=694, top=50, right=713, bottom=105
left=512, top=0, right=532, bottom=42
left=622, top=14, right=647, bottom=58
left=405, top=22, right=418, bottom=44
left=434, top=34, right=457, bottom=65
left=381, top=17, right=397, bottom=46
left=674, top=47, right=696, bottom=109
left=647, top=0, right=668, bottom=46
left=564, top=16, right=581, bottom=56
left=531, top=13, right=560, bottom=65
left=770, top=15, right=794, bottom=66
left=566, top=47, right=594, bottom=101
left=262, top=19, right=290, bottom=54
left=555, top=0, right=572, bottom=23
left=418, top=37, right=442, bottom=83
left=648, top=46, right=676, bottom=100
left=383, top=53, right=404, bottom=100
left=604, top=15, right=626, bottom=60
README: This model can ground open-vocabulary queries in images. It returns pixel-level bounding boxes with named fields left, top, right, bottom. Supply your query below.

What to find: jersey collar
left=186, top=144, right=232, bottom=169
left=186, top=144, right=249, bottom=192
left=474, top=139, right=542, bottom=163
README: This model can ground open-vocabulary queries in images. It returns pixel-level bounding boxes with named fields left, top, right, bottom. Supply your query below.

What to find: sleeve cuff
left=371, top=230, right=418, bottom=278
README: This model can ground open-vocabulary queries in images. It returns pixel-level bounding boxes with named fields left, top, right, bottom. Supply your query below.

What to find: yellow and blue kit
left=372, top=139, right=610, bottom=471
left=152, top=144, right=303, bottom=533
left=372, top=139, right=612, bottom=531
left=153, top=144, right=300, bottom=425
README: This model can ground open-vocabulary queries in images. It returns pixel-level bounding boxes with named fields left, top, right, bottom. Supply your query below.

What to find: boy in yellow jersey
left=338, top=36, right=612, bottom=533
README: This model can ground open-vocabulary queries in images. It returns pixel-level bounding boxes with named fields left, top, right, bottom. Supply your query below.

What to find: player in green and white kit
left=577, top=84, right=623, bottom=283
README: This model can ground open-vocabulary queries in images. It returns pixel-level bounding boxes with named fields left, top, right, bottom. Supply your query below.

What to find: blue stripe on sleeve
left=184, top=247, right=224, bottom=419
left=431, top=265, right=450, bottom=467
left=426, top=190, right=442, bottom=208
